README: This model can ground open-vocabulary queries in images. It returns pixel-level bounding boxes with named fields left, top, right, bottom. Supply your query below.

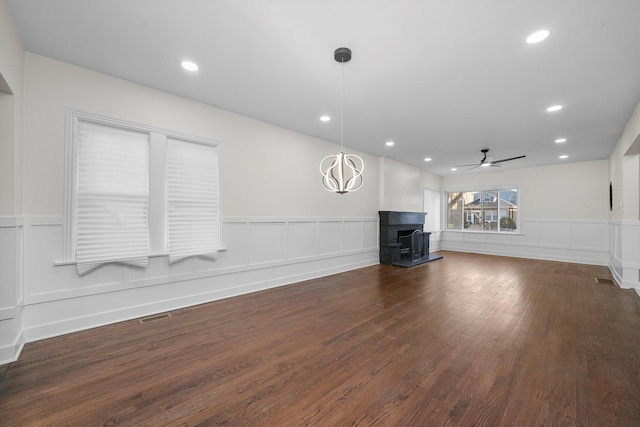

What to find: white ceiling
left=7, top=0, right=640, bottom=176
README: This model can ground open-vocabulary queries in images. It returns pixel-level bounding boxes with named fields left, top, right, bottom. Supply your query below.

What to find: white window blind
left=76, top=121, right=150, bottom=274
left=167, top=138, right=220, bottom=262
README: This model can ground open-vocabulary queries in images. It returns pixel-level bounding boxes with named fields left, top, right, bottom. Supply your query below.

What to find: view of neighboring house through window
left=446, top=189, right=518, bottom=232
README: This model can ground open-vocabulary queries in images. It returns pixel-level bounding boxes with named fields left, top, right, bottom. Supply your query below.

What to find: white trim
left=0, top=216, right=24, bottom=227
left=443, top=184, right=522, bottom=193
left=0, top=306, right=15, bottom=321
left=0, top=329, right=24, bottom=365
left=534, top=218, right=610, bottom=224
left=608, top=219, right=640, bottom=226
left=63, top=109, right=76, bottom=261
left=223, top=216, right=377, bottom=223
left=444, top=230, right=525, bottom=236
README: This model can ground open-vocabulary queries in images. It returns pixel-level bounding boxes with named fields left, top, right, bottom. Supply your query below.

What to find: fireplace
left=398, top=229, right=423, bottom=261
left=379, top=211, right=443, bottom=267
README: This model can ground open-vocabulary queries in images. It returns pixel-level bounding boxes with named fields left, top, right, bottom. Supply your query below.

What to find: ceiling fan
left=455, top=149, right=526, bottom=171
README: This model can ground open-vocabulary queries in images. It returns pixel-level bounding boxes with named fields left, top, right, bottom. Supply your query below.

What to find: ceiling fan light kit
left=455, top=149, right=526, bottom=172
left=320, top=47, right=364, bottom=194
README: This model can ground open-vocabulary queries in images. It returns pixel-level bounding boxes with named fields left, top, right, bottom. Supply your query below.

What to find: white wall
left=0, top=0, right=24, bottom=216
left=441, top=160, right=610, bottom=265
left=443, top=160, right=609, bottom=220
left=378, top=157, right=442, bottom=211
left=23, top=53, right=380, bottom=218
left=0, top=0, right=25, bottom=364
left=608, top=100, right=640, bottom=292
left=379, top=157, right=423, bottom=212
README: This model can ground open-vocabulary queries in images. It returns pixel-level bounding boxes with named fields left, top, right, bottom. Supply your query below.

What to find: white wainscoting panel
left=609, top=222, right=623, bottom=285
left=611, top=222, right=622, bottom=261
left=538, top=221, right=571, bottom=248
left=318, top=221, right=343, bottom=255
left=343, top=221, right=363, bottom=253
left=609, top=220, right=640, bottom=292
left=621, top=221, right=640, bottom=270
left=198, top=221, right=248, bottom=272
left=287, top=221, right=318, bottom=261
left=428, top=231, right=442, bottom=252
left=0, top=217, right=24, bottom=364
left=442, top=218, right=609, bottom=266
left=572, top=221, right=608, bottom=251
left=248, top=222, right=287, bottom=266
left=517, top=221, right=539, bottom=246
left=8, top=216, right=378, bottom=364
left=363, top=220, right=379, bottom=251
left=26, top=219, right=125, bottom=303
left=0, top=224, right=17, bottom=313
left=129, top=255, right=196, bottom=284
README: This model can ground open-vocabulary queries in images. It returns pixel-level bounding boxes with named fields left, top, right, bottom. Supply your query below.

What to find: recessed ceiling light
left=451, top=168, right=457, bottom=171
left=320, top=115, right=331, bottom=122
left=547, top=105, right=563, bottom=112
left=424, top=157, right=432, bottom=162
left=526, top=29, right=551, bottom=44
left=385, top=141, right=395, bottom=146
left=555, top=138, right=567, bottom=143
left=559, top=155, right=568, bottom=159
left=181, top=61, right=199, bottom=71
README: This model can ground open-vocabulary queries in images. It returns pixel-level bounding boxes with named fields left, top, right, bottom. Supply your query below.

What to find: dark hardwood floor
left=1, top=251, right=640, bottom=426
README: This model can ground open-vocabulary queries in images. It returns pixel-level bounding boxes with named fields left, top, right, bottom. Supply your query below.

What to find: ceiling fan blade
left=491, top=155, right=526, bottom=165
left=489, top=164, right=502, bottom=167
left=461, top=165, right=480, bottom=172
left=454, top=163, right=480, bottom=167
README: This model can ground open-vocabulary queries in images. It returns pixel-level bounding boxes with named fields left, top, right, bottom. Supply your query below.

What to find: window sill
left=443, top=230, right=524, bottom=236
left=54, top=247, right=227, bottom=266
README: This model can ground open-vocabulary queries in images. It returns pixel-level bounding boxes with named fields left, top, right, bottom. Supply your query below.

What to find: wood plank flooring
left=2, top=251, right=640, bottom=426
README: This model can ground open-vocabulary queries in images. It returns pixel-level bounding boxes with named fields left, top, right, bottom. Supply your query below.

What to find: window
left=167, top=138, right=220, bottom=262
left=446, top=188, right=518, bottom=232
left=64, top=111, right=222, bottom=273
left=75, top=121, right=150, bottom=274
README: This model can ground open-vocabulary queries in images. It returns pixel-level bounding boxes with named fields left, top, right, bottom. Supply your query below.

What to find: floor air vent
left=139, top=313, right=172, bottom=324
left=594, top=277, right=615, bottom=285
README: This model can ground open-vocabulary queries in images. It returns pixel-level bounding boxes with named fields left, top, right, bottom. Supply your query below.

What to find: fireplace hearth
left=379, top=211, right=443, bottom=267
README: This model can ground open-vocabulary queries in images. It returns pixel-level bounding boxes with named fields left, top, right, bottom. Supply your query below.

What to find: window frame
left=63, top=109, right=223, bottom=263
left=444, top=187, right=520, bottom=234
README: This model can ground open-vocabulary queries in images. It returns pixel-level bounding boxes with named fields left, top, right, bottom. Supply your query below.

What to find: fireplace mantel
left=379, top=211, right=426, bottom=226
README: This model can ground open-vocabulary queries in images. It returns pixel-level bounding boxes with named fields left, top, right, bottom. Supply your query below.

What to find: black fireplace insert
left=379, top=211, right=442, bottom=267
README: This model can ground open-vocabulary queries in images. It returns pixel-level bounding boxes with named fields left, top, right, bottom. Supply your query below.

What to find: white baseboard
left=0, top=329, right=24, bottom=365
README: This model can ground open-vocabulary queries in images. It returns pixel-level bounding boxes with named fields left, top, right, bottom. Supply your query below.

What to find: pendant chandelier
left=320, top=47, right=364, bottom=194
